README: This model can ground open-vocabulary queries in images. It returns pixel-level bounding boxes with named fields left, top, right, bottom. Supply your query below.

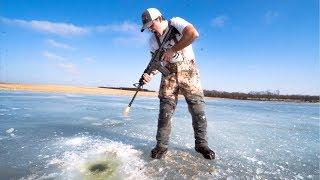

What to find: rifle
left=123, top=26, right=176, bottom=116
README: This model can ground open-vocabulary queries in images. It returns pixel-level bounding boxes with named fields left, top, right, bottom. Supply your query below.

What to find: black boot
left=195, top=146, right=215, bottom=160
left=151, top=146, right=168, bottom=159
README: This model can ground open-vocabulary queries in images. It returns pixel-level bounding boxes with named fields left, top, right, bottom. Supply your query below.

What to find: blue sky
left=0, top=0, right=318, bottom=95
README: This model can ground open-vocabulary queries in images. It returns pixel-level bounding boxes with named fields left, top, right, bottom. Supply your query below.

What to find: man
left=140, top=8, right=215, bottom=160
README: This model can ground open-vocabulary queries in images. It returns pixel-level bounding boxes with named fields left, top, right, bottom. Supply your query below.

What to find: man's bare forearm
left=171, top=25, right=199, bottom=52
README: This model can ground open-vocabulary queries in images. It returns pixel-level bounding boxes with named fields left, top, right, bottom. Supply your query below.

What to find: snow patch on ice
left=65, top=137, right=88, bottom=146
left=6, top=128, right=15, bottom=134
left=81, top=116, right=98, bottom=121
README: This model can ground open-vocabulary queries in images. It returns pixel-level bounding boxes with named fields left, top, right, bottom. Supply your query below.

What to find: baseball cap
left=140, top=8, right=162, bottom=32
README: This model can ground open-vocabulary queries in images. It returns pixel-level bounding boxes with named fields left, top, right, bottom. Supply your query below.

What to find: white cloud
left=46, top=39, right=75, bottom=50
left=58, top=62, right=79, bottom=75
left=95, top=21, right=148, bottom=46
left=211, top=15, right=229, bottom=27
left=0, top=16, right=89, bottom=36
left=42, top=51, right=79, bottom=75
left=1, top=16, right=147, bottom=45
left=95, top=21, right=140, bottom=33
left=112, top=34, right=148, bottom=46
left=0, top=16, right=140, bottom=35
left=84, top=57, right=94, bottom=63
left=264, top=11, right=279, bottom=24
left=43, top=51, right=67, bottom=61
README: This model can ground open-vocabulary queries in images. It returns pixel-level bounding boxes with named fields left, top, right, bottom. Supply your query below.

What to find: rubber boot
left=151, top=146, right=168, bottom=159
left=195, top=146, right=215, bottom=160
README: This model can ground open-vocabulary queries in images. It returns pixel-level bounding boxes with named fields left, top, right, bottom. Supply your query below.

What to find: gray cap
left=140, top=8, right=162, bottom=32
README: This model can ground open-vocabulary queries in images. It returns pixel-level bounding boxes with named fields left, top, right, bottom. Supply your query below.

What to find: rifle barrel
left=128, top=84, right=142, bottom=107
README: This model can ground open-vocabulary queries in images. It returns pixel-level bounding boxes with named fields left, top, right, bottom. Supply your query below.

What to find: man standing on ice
left=140, top=8, right=215, bottom=160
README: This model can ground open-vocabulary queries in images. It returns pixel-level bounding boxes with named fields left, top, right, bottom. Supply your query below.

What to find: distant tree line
left=99, top=86, right=318, bottom=103
left=203, top=90, right=319, bottom=103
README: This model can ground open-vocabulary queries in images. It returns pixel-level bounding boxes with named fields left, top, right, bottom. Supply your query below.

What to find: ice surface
left=0, top=90, right=319, bottom=179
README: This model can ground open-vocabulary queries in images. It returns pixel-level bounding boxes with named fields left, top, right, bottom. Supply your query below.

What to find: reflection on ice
left=91, top=122, right=103, bottom=126
left=81, top=116, right=98, bottom=121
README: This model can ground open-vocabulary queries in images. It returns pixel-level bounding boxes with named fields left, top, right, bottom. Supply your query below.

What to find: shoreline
left=0, top=83, right=316, bottom=103
left=0, top=83, right=218, bottom=101
left=0, top=83, right=158, bottom=98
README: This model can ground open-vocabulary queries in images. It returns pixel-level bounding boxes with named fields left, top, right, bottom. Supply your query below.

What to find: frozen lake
left=0, top=90, right=319, bottom=179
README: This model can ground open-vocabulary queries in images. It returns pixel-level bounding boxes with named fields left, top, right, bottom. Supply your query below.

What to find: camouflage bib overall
left=155, top=25, right=209, bottom=148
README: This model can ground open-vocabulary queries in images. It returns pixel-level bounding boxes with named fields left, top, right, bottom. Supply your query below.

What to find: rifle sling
left=154, top=20, right=179, bottom=48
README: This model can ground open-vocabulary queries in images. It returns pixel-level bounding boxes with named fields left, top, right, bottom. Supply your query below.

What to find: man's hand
left=142, top=73, right=152, bottom=84
left=161, top=48, right=175, bottom=62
